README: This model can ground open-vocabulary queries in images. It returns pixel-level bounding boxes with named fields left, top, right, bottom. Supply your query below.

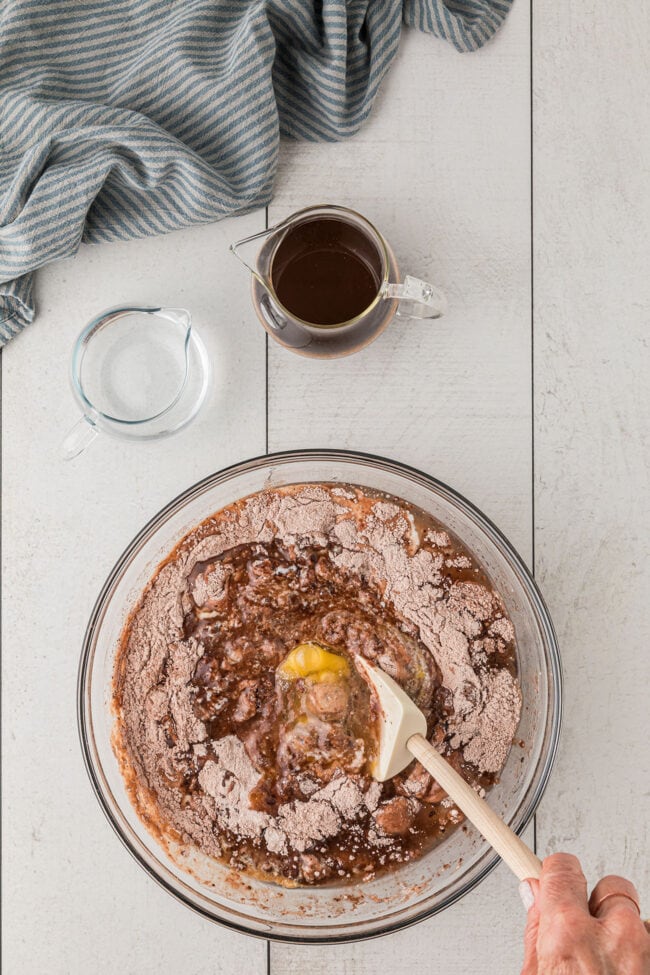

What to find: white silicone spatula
left=356, top=656, right=542, bottom=882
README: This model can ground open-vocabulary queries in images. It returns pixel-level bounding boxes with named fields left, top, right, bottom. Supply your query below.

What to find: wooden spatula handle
left=407, top=733, right=542, bottom=882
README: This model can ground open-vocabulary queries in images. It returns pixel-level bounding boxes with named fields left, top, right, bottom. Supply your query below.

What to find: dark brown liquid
left=270, top=216, right=382, bottom=326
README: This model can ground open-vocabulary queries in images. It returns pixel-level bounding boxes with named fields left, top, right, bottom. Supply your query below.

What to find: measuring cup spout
left=156, top=306, right=191, bottom=334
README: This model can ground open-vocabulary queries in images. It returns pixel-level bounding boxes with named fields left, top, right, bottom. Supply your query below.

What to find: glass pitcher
left=61, top=306, right=210, bottom=460
left=230, top=205, right=446, bottom=359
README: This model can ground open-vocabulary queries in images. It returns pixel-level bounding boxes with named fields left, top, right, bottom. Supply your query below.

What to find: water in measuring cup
left=79, top=311, right=189, bottom=423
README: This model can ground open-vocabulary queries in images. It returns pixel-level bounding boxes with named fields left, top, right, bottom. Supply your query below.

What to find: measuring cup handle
left=384, top=275, right=447, bottom=320
left=61, top=415, right=98, bottom=461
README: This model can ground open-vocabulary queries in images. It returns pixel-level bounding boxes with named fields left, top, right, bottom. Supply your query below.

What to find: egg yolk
left=278, top=642, right=350, bottom=684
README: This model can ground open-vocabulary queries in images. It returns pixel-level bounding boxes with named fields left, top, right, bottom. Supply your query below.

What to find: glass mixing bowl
left=78, top=450, right=562, bottom=943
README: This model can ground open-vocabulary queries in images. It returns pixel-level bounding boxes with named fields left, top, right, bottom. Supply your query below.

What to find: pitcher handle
left=61, top=414, right=98, bottom=461
left=383, top=275, right=447, bottom=320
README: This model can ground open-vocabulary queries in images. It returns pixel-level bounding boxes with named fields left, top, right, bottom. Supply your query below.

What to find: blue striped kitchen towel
left=0, top=0, right=512, bottom=345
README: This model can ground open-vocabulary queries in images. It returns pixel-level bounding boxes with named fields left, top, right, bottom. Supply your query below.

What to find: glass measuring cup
left=61, top=306, right=210, bottom=460
left=230, top=204, right=447, bottom=358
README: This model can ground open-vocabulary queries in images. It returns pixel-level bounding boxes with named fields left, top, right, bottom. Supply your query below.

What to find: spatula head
left=355, top=657, right=428, bottom=782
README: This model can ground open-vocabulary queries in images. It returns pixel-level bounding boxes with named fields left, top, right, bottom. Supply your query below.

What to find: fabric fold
left=0, top=0, right=512, bottom=345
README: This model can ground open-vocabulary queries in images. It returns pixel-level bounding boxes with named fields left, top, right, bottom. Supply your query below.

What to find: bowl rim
left=77, top=448, right=562, bottom=944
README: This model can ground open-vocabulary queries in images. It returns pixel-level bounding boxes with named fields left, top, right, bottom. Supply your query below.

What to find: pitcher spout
left=229, top=223, right=282, bottom=294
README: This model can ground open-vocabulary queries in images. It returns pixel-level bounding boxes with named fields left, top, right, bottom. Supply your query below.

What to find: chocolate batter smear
left=113, top=484, right=521, bottom=887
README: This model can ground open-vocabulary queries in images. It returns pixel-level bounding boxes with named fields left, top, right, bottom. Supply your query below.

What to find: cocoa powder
left=114, top=484, right=521, bottom=881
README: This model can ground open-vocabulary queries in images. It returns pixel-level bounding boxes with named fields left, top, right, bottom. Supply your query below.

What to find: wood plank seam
left=530, top=0, right=538, bottom=864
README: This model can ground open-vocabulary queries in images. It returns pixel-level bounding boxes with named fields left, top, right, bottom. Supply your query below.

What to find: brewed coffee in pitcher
left=231, top=205, right=446, bottom=359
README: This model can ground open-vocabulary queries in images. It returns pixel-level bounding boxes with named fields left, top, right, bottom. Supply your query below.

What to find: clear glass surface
left=78, top=450, right=562, bottom=943
left=232, top=205, right=446, bottom=358
left=78, top=310, right=189, bottom=422
left=65, top=307, right=210, bottom=456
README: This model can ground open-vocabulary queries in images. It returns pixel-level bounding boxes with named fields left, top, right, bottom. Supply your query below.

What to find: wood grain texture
left=269, top=2, right=533, bottom=972
left=267, top=2, right=532, bottom=561
left=1, top=217, right=268, bottom=974
left=4, top=0, right=648, bottom=972
left=533, top=0, right=650, bottom=897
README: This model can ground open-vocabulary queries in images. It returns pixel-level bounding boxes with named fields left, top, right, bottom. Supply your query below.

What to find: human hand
left=520, top=853, right=650, bottom=974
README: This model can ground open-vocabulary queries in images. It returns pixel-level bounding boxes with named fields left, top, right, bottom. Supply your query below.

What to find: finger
left=538, top=852, right=590, bottom=916
left=589, top=874, right=641, bottom=918
left=519, top=880, right=537, bottom=912
left=520, top=902, right=540, bottom=975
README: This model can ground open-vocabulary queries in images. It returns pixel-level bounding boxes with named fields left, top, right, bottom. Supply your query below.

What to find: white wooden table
left=3, top=2, right=649, bottom=972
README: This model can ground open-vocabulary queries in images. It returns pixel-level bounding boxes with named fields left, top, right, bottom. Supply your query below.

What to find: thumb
left=520, top=882, right=540, bottom=975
